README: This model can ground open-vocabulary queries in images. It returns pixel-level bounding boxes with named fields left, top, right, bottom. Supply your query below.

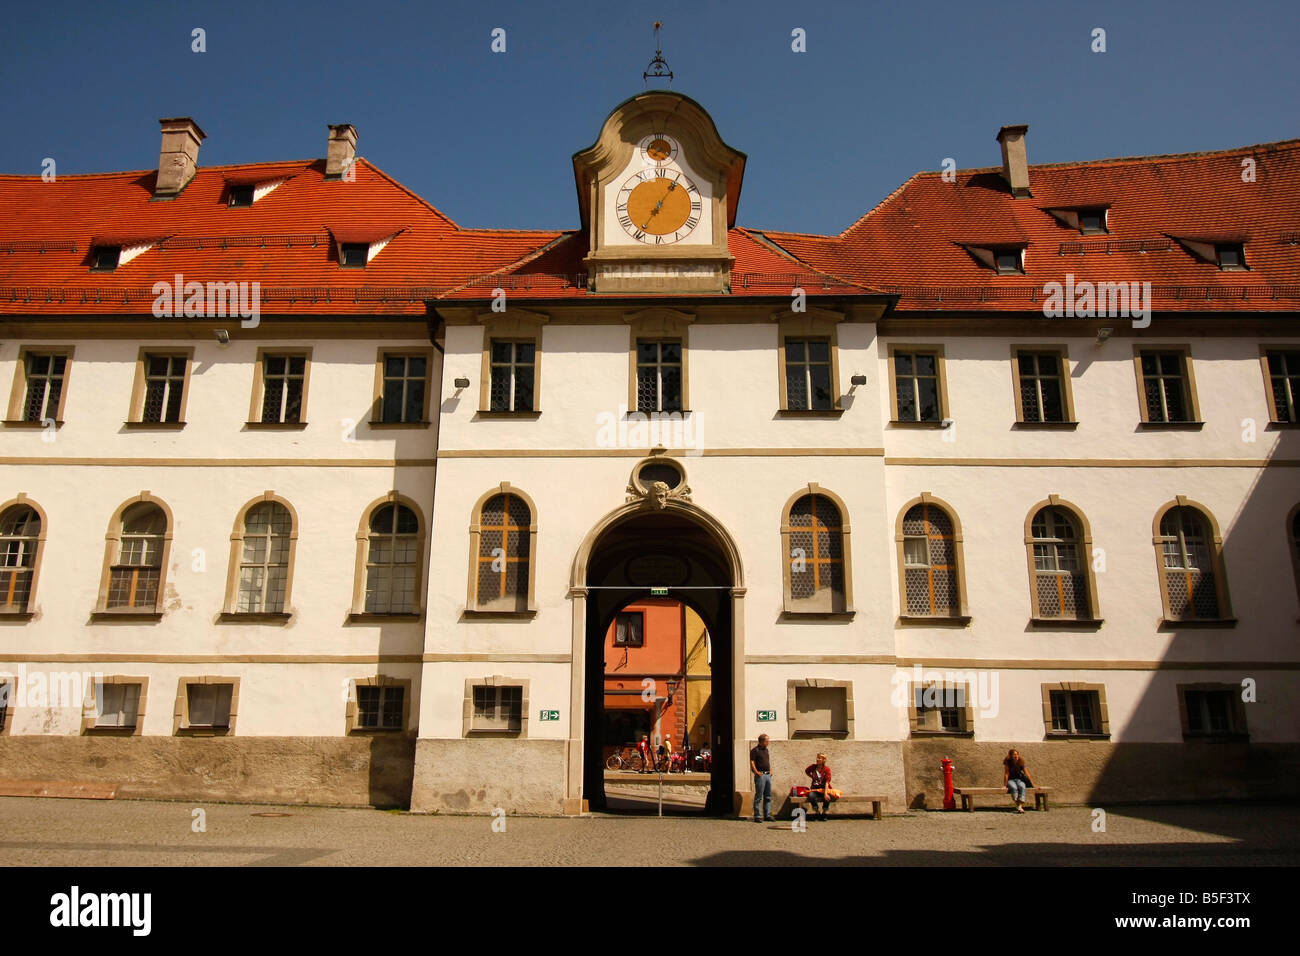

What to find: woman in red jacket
left=805, top=753, right=834, bottom=820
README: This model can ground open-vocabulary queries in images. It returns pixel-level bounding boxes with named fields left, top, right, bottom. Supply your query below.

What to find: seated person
left=805, top=753, right=835, bottom=819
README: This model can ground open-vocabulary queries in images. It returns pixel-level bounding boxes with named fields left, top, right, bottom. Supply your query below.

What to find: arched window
left=780, top=485, right=852, bottom=614
left=224, top=496, right=298, bottom=617
left=98, top=496, right=172, bottom=614
left=469, top=484, right=537, bottom=613
left=897, top=496, right=967, bottom=619
left=0, top=499, right=44, bottom=614
left=1025, top=499, right=1101, bottom=623
left=365, top=503, right=420, bottom=614
left=1154, top=500, right=1231, bottom=622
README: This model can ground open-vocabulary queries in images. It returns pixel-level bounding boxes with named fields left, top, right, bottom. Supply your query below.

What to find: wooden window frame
left=5, top=345, right=75, bottom=428
left=81, top=676, right=149, bottom=736
left=92, top=492, right=174, bottom=620
left=466, top=482, right=538, bottom=615
left=907, top=679, right=975, bottom=737
left=1151, top=497, right=1235, bottom=627
left=463, top=676, right=529, bottom=737
left=775, top=309, right=843, bottom=415
left=613, top=610, right=645, bottom=647
left=887, top=344, right=949, bottom=426
left=1132, top=345, right=1203, bottom=427
left=349, top=492, right=426, bottom=622
left=173, top=676, right=240, bottom=736
left=1040, top=682, right=1110, bottom=739
left=895, top=493, right=971, bottom=624
left=371, top=347, right=435, bottom=427
left=1176, top=682, right=1249, bottom=740
left=477, top=310, right=547, bottom=414
left=0, top=493, right=47, bottom=618
left=346, top=676, right=413, bottom=734
left=247, top=347, right=312, bottom=428
left=625, top=307, right=693, bottom=413
left=0, top=675, right=15, bottom=736
left=1009, top=345, right=1077, bottom=427
left=779, top=483, right=855, bottom=617
left=785, top=678, right=854, bottom=739
left=125, top=347, right=195, bottom=428
left=1259, top=345, right=1300, bottom=426
left=1024, top=496, right=1103, bottom=626
left=220, top=492, right=299, bottom=622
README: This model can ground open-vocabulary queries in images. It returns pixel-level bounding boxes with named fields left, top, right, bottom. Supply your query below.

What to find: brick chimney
left=996, top=124, right=1031, bottom=198
left=154, top=117, right=206, bottom=198
left=325, top=124, right=358, bottom=179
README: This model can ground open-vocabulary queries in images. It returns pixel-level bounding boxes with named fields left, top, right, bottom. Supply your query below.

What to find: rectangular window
left=357, top=685, right=404, bottom=730
left=995, top=249, right=1024, bottom=275
left=95, top=682, right=142, bottom=729
left=1265, top=349, right=1300, bottom=423
left=140, top=354, right=187, bottom=423
left=488, top=341, right=535, bottom=412
left=380, top=353, right=428, bottom=423
left=784, top=339, right=833, bottom=411
left=1078, top=209, right=1107, bottom=234
left=635, top=340, right=683, bottom=412
left=1049, top=689, right=1100, bottom=735
left=1016, top=351, right=1067, bottom=423
left=614, top=611, right=644, bottom=647
left=914, top=685, right=966, bottom=733
left=228, top=185, right=254, bottom=208
left=91, top=245, right=121, bottom=271
left=22, top=353, right=67, bottom=423
left=789, top=684, right=849, bottom=736
left=893, top=350, right=942, bottom=422
left=340, top=242, right=368, bottom=267
left=1138, top=350, right=1193, bottom=423
left=186, top=683, right=233, bottom=729
left=260, top=354, right=306, bottom=423
left=472, top=685, right=522, bottom=732
left=1216, top=243, right=1246, bottom=270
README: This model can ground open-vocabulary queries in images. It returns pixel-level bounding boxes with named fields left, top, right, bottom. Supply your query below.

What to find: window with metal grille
left=1016, top=351, right=1066, bottom=422
left=901, top=502, right=960, bottom=616
left=357, top=685, right=404, bottom=730
left=614, top=611, right=644, bottom=647
left=237, top=502, right=292, bottom=613
left=1266, top=350, right=1300, bottom=423
left=1184, top=689, right=1240, bottom=736
left=141, top=354, right=187, bottom=423
left=1157, top=506, right=1221, bottom=620
left=260, top=354, right=306, bottom=423
left=1138, top=351, right=1192, bottom=422
left=0, top=505, right=40, bottom=612
left=365, top=503, right=419, bottom=614
left=893, top=351, right=942, bottom=422
left=22, top=353, right=67, bottom=423
left=784, top=339, right=833, bottom=410
left=489, top=341, right=535, bottom=412
left=1049, top=689, right=1099, bottom=734
left=476, top=492, right=531, bottom=611
left=472, top=685, right=522, bottom=732
left=95, top=683, right=141, bottom=729
left=107, top=504, right=166, bottom=610
left=186, top=683, right=233, bottom=729
left=914, top=685, right=966, bottom=733
left=380, top=353, right=428, bottom=423
left=787, top=494, right=845, bottom=611
left=1030, top=506, right=1089, bottom=619
left=635, top=339, right=683, bottom=412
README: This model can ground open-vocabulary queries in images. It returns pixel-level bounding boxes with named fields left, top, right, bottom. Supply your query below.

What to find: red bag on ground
left=791, top=786, right=810, bottom=797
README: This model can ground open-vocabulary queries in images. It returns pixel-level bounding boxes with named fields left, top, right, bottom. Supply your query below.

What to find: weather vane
left=643, top=20, right=673, bottom=87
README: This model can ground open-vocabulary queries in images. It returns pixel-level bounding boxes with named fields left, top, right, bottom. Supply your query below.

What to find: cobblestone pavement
left=1, top=797, right=1296, bottom=866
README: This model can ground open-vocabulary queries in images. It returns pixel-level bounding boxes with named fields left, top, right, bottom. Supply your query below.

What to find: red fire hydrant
left=941, top=756, right=956, bottom=810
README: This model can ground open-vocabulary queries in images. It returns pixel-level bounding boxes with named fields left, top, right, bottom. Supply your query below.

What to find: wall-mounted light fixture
left=453, top=376, right=470, bottom=389
left=850, top=373, right=867, bottom=386
left=1096, top=327, right=1113, bottom=346
left=214, top=329, right=230, bottom=345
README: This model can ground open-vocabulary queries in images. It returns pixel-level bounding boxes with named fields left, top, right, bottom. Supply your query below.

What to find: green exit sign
left=540, top=710, right=560, bottom=721
left=650, top=587, right=669, bottom=596
left=757, top=710, right=777, bottom=721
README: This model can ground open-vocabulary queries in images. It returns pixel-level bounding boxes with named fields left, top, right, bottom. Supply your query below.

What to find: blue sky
left=2, top=0, right=1296, bottom=234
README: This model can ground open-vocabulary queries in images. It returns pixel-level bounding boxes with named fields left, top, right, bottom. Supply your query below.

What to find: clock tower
left=573, top=90, right=747, bottom=293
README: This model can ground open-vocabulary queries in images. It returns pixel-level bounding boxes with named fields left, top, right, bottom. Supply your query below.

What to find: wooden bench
left=953, top=786, right=1052, bottom=812
left=788, top=793, right=886, bottom=820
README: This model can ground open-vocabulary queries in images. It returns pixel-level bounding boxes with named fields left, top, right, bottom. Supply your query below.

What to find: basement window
left=228, top=184, right=255, bottom=208
left=1216, top=243, right=1246, bottom=270
left=1078, top=209, right=1108, bottom=234
left=340, top=242, right=368, bottom=268
left=90, top=245, right=121, bottom=271
left=995, top=249, right=1024, bottom=275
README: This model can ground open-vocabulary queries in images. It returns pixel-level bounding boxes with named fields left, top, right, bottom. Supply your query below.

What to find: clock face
left=616, top=168, right=702, bottom=244
left=638, top=133, right=679, bottom=166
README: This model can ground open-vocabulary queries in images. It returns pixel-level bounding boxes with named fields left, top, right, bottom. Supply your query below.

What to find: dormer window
left=995, top=249, right=1024, bottom=275
left=340, top=243, right=368, bottom=268
left=90, top=245, right=121, bottom=271
left=1216, top=242, right=1246, bottom=270
left=228, top=184, right=254, bottom=208
left=1078, top=209, right=1107, bottom=234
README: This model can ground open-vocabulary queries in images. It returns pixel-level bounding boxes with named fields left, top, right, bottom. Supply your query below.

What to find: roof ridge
left=435, top=232, right=580, bottom=298
left=739, top=227, right=887, bottom=294
left=0, top=159, right=318, bottom=181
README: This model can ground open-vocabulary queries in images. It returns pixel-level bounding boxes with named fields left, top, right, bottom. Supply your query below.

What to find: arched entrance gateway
left=567, top=477, right=745, bottom=815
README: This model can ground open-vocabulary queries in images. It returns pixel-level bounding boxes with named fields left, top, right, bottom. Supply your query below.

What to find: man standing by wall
left=750, top=734, right=773, bottom=822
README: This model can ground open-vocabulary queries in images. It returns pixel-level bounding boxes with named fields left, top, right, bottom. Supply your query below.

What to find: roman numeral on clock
left=655, top=235, right=663, bottom=244
left=619, top=215, right=633, bottom=229
left=686, top=216, right=699, bottom=229
left=633, top=230, right=646, bottom=241
left=691, top=201, right=702, bottom=212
